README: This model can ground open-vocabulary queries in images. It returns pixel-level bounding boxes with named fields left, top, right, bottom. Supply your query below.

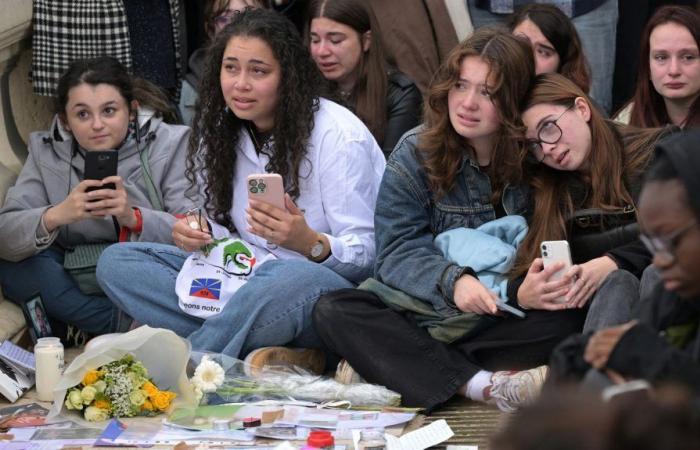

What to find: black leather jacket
left=383, top=71, right=422, bottom=158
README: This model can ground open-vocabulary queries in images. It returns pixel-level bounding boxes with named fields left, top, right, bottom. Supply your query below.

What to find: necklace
left=246, top=122, right=271, bottom=155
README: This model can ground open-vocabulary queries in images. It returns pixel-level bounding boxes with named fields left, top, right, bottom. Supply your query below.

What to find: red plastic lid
left=307, top=430, right=334, bottom=447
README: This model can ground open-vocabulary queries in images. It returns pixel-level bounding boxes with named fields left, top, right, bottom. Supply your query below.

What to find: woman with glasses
left=179, top=0, right=266, bottom=125
left=511, top=73, right=672, bottom=332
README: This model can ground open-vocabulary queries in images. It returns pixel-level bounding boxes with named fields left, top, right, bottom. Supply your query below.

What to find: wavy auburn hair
left=625, top=5, right=700, bottom=128
left=506, top=3, right=591, bottom=93
left=512, top=73, right=666, bottom=277
left=419, top=27, right=534, bottom=200
left=185, top=8, right=328, bottom=230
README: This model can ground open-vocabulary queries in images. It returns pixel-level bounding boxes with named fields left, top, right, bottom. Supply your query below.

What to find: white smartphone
left=541, top=240, right=574, bottom=303
left=247, top=173, right=285, bottom=210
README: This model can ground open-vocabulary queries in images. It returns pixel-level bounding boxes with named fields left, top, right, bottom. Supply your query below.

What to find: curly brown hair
left=419, top=27, right=535, bottom=201
left=185, top=8, right=330, bottom=230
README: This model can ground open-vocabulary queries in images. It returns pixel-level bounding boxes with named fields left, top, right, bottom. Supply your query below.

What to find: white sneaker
left=486, top=365, right=549, bottom=413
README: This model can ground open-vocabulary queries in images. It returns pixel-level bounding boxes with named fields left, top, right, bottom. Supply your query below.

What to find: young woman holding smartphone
left=314, top=29, right=586, bottom=413
left=512, top=73, right=671, bottom=331
left=98, top=9, right=384, bottom=363
left=0, top=57, right=193, bottom=337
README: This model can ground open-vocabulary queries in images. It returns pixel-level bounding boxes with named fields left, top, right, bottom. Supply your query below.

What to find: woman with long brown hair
left=616, top=6, right=700, bottom=128
left=312, top=29, right=584, bottom=413
left=307, top=0, right=422, bottom=157
left=514, top=73, right=671, bottom=331
left=507, top=3, right=591, bottom=93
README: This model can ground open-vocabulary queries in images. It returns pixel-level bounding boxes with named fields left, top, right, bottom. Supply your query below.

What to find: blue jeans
left=572, top=0, right=618, bottom=114
left=0, top=247, right=126, bottom=335
left=96, top=242, right=354, bottom=358
left=467, top=0, right=618, bottom=114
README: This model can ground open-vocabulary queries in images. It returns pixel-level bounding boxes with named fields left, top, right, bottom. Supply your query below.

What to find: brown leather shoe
left=243, top=347, right=325, bottom=376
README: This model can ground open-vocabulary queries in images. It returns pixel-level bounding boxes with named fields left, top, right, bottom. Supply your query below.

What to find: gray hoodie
left=0, top=111, right=197, bottom=262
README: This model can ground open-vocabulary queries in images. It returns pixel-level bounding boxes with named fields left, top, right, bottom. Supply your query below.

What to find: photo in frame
left=20, top=292, right=53, bottom=344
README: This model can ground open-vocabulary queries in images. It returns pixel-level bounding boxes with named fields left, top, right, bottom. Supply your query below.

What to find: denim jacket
left=374, top=127, right=529, bottom=316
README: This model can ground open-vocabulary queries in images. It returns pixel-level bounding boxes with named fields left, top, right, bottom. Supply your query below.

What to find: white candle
left=34, top=337, right=64, bottom=402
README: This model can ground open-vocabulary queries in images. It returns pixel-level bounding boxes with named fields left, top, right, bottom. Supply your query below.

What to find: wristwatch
left=308, top=234, right=326, bottom=262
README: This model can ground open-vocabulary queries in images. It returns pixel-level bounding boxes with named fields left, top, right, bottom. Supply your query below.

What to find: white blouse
left=209, top=98, right=386, bottom=283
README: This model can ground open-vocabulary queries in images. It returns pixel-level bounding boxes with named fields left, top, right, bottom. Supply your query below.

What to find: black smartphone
left=84, top=150, right=118, bottom=192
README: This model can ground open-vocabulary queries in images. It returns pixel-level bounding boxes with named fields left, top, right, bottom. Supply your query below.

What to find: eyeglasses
left=526, top=105, right=573, bottom=163
left=640, top=219, right=696, bottom=263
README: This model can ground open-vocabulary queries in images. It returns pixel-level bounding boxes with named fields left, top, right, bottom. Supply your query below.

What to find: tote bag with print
left=176, top=237, right=274, bottom=318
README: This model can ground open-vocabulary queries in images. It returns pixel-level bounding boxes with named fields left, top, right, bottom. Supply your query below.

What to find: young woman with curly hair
left=313, top=29, right=585, bottom=413
left=506, top=3, right=591, bottom=94
left=98, top=8, right=385, bottom=361
left=615, top=6, right=700, bottom=128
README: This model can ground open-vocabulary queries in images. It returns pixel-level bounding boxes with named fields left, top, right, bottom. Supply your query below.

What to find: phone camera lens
left=250, top=187, right=258, bottom=194
left=249, top=179, right=257, bottom=186
left=543, top=251, right=548, bottom=257
left=258, top=182, right=266, bottom=190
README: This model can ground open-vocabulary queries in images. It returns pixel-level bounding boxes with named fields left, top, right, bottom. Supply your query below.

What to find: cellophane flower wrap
left=189, top=352, right=400, bottom=407
left=48, top=326, right=196, bottom=424
left=63, top=354, right=177, bottom=421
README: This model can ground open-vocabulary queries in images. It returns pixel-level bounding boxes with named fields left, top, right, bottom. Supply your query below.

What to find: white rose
left=65, top=390, right=84, bottom=410
left=81, top=386, right=97, bottom=404
left=84, top=406, right=110, bottom=422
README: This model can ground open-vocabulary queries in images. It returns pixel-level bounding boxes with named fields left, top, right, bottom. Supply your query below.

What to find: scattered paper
left=385, top=419, right=454, bottom=450
left=0, top=342, right=35, bottom=373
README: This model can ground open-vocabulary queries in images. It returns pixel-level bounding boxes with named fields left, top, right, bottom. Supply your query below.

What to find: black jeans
left=313, top=289, right=585, bottom=410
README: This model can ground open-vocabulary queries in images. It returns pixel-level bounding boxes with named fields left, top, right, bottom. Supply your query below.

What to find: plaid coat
left=31, top=0, right=182, bottom=97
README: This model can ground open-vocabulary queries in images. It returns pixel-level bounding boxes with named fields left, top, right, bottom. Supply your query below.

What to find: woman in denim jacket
left=313, top=28, right=585, bottom=412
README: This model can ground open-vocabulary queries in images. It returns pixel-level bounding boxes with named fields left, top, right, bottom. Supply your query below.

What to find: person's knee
left=600, top=269, right=639, bottom=290
left=312, top=289, right=358, bottom=331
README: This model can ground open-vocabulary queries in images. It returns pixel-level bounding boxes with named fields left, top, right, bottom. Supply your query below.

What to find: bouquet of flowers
left=63, top=355, right=177, bottom=422
left=189, top=352, right=401, bottom=407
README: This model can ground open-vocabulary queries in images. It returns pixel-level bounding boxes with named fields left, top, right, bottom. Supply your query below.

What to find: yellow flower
left=152, top=391, right=172, bottom=411
left=94, top=399, right=111, bottom=410
left=141, top=399, right=154, bottom=411
left=142, top=381, right=158, bottom=398
left=82, top=370, right=102, bottom=386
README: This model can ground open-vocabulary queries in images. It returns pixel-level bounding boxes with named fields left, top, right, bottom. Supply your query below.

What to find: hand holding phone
left=84, top=150, right=118, bottom=192
left=541, top=240, right=575, bottom=303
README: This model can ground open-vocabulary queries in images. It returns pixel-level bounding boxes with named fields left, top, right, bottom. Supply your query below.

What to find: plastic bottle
left=307, top=430, right=334, bottom=450
left=34, top=337, right=64, bottom=402
left=358, top=429, right=386, bottom=450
